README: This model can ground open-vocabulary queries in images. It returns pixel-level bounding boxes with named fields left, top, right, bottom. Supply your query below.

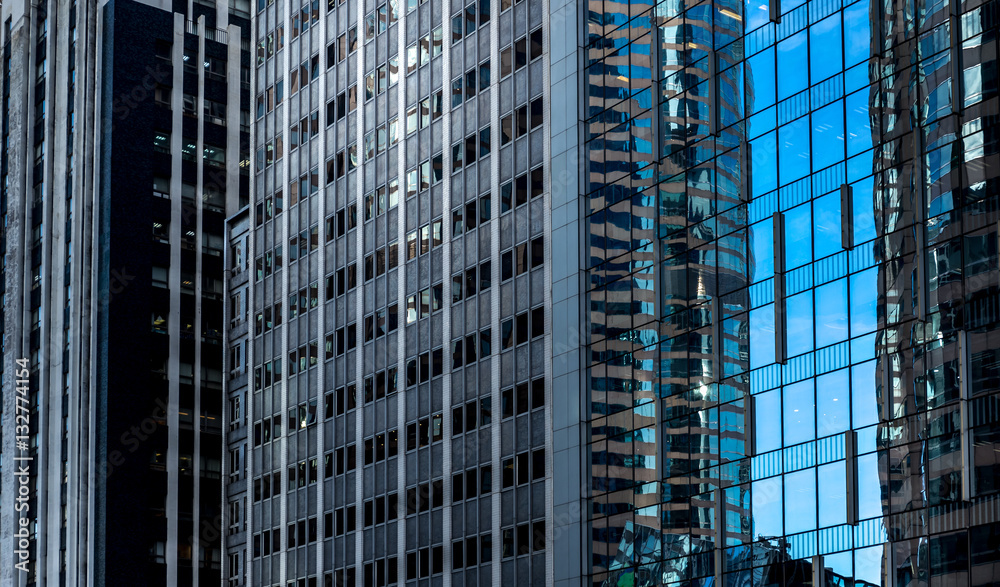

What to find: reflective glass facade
left=585, top=0, right=1000, bottom=585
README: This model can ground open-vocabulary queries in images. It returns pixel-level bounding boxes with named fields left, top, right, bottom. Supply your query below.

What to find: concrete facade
left=223, top=0, right=587, bottom=584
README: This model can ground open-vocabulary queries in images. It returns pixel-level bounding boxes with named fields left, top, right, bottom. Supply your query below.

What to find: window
left=154, top=85, right=171, bottom=107
left=204, top=144, right=226, bottom=167
left=452, top=76, right=463, bottom=108
left=229, top=396, right=242, bottom=430
left=153, top=132, right=170, bottom=154
left=406, top=414, right=444, bottom=450
left=155, top=39, right=172, bottom=60
left=530, top=28, right=543, bottom=60
left=363, top=430, right=399, bottom=465
left=405, top=546, right=442, bottom=580
left=206, top=56, right=227, bottom=79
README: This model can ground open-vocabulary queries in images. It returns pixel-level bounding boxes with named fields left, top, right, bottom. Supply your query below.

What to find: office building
left=0, top=0, right=251, bottom=585
left=584, top=0, right=1000, bottom=586
left=223, top=0, right=562, bottom=585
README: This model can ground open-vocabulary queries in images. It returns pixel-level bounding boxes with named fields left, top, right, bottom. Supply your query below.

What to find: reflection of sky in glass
left=755, top=387, right=781, bottom=453
left=812, top=192, right=841, bottom=259
left=747, top=48, right=774, bottom=112
left=843, top=1, right=870, bottom=66
left=779, top=116, right=811, bottom=185
left=786, top=290, right=815, bottom=354
left=851, top=361, right=878, bottom=429
left=815, top=278, right=848, bottom=347
left=809, top=14, right=842, bottom=84
left=783, top=380, right=815, bottom=445
left=857, top=453, right=883, bottom=520
left=751, top=131, right=777, bottom=197
left=744, top=0, right=769, bottom=31
left=752, top=477, right=783, bottom=537
left=818, top=462, right=848, bottom=527
left=749, top=218, right=773, bottom=283
left=816, top=369, right=850, bottom=438
left=811, top=101, right=845, bottom=172
left=784, top=468, right=817, bottom=534
left=846, top=89, right=873, bottom=157
left=855, top=545, right=887, bottom=585
left=850, top=268, right=879, bottom=335
left=784, top=204, right=812, bottom=268
left=749, top=304, right=775, bottom=370
left=777, top=31, right=808, bottom=101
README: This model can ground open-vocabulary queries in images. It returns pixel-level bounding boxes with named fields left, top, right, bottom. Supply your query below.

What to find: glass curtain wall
left=586, top=0, right=1000, bottom=584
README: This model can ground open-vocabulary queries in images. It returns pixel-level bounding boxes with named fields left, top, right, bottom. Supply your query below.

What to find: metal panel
left=741, top=142, right=752, bottom=203
left=959, top=330, right=973, bottom=501
left=840, top=183, right=853, bottom=251
left=773, top=211, right=786, bottom=365
left=812, top=555, right=826, bottom=586
left=845, top=430, right=859, bottom=526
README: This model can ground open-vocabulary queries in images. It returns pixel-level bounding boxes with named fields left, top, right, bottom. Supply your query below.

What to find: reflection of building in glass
left=871, top=0, right=1000, bottom=585
left=586, top=0, right=754, bottom=581
left=601, top=522, right=885, bottom=587
left=583, top=0, right=1000, bottom=583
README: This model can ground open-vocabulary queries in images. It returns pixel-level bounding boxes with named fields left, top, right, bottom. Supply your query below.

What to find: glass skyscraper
left=584, top=0, right=1000, bottom=585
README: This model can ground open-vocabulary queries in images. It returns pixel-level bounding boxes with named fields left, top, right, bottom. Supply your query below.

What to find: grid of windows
left=585, top=0, right=1000, bottom=585
left=234, top=0, right=549, bottom=585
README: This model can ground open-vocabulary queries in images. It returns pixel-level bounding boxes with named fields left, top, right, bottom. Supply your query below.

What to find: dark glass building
left=0, top=1, right=251, bottom=585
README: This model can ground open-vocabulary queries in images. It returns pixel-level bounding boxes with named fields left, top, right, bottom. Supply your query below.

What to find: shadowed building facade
left=0, top=0, right=250, bottom=585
